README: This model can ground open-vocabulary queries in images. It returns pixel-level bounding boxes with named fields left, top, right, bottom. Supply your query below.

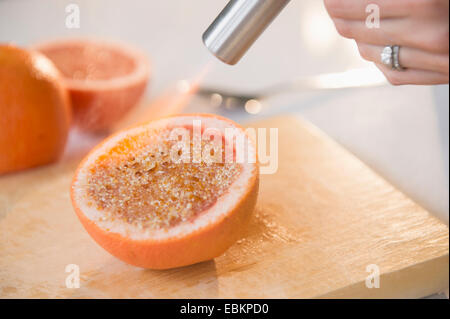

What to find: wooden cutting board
left=0, top=116, right=448, bottom=298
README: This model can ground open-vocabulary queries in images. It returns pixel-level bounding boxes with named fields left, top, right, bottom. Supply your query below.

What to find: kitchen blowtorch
left=202, top=0, right=291, bottom=65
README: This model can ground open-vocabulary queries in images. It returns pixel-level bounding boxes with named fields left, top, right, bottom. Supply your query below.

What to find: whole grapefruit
left=0, top=44, right=71, bottom=175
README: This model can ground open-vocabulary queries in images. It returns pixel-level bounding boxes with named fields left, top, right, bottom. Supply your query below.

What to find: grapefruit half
left=71, top=114, right=259, bottom=269
left=35, top=38, right=150, bottom=133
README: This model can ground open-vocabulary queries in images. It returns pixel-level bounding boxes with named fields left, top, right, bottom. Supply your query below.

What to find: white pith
left=72, top=115, right=257, bottom=241
left=33, top=37, right=150, bottom=91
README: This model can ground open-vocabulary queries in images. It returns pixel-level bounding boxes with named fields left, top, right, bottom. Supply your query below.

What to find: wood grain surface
left=0, top=116, right=448, bottom=298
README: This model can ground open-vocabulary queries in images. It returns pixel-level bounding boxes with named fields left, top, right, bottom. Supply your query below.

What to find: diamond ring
left=381, top=45, right=394, bottom=69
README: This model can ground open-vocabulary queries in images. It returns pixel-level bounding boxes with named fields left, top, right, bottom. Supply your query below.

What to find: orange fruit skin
left=71, top=114, right=259, bottom=269
left=0, top=45, right=71, bottom=175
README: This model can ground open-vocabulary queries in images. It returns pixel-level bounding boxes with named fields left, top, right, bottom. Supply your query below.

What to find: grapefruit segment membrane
left=71, top=114, right=259, bottom=269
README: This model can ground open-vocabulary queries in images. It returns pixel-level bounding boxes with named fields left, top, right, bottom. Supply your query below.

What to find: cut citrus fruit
left=0, top=44, right=71, bottom=175
left=35, top=38, right=150, bottom=133
left=71, top=114, right=259, bottom=269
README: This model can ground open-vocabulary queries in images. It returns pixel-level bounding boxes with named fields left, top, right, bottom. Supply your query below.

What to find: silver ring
left=381, top=45, right=394, bottom=69
left=392, top=45, right=404, bottom=71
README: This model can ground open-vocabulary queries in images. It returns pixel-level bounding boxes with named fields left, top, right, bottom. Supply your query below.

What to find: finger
left=333, top=18, right=405, bottom=44
left=333, top=18, right=447, bottom=53
left=324, top=0, right=411, bottom=20
left=375, top=63, right=449, bottom=85
left=357, top=43, right=449, bottom=74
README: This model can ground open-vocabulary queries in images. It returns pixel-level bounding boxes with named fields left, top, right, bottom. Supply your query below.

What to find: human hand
left=324, top=0, right=449, bottom=85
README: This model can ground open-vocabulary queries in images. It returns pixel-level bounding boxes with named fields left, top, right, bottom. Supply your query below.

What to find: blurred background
left=0, top=0, right=448, bottom=223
